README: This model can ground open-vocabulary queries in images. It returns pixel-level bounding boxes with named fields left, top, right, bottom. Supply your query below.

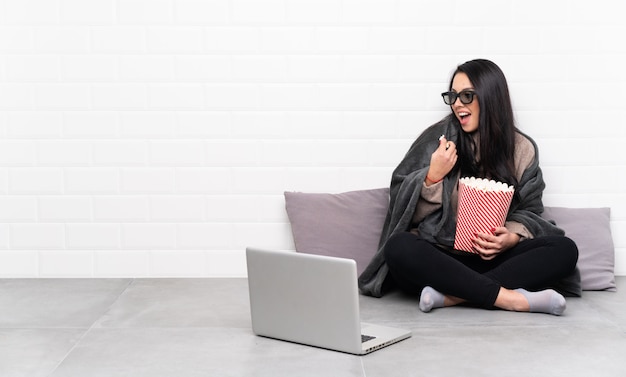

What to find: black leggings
left=384, top=232, right=578, bottom=308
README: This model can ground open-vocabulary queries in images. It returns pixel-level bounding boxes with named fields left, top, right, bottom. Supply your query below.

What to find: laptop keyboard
left=361, top=334, right=376, bottom=343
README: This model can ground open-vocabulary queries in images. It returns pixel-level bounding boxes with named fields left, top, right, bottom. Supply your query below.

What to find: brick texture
left=0, top=0, right=624, bottom=277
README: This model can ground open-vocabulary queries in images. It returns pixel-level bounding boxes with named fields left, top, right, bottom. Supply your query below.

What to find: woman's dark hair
left=450, top=59, right=518, bottom=187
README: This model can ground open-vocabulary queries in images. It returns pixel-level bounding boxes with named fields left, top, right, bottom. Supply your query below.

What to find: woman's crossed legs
left=383, top=232, right=578, bottom=315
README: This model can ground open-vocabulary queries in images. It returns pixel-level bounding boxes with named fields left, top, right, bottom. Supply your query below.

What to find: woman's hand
left=472, top=227, right=520, bottom=260
left=425, top=136, right=458, bottom=186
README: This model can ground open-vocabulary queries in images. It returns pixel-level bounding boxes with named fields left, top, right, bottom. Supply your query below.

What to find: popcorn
left=454, top=177, right=515, bottom=253
left=459, top=177, right=514, bottom=193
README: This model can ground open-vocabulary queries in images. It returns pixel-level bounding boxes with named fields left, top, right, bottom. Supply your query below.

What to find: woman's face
left=451, top=72, right=480, bottom=133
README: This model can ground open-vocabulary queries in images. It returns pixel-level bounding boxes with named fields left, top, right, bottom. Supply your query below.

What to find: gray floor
left=1, top=278, right=625, bottom=377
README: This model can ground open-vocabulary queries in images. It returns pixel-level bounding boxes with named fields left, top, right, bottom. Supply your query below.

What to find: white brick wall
left=0, top=0, right=624, bottom=277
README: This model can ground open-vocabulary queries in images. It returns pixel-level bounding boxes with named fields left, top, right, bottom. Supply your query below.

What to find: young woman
left=358, top=59, right=580, bottom=315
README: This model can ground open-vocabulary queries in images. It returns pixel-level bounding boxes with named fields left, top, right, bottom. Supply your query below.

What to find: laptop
left=245, top=247, right=411, bottom=355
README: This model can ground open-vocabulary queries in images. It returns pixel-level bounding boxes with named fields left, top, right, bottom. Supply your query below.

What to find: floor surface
left=1, top=277, right=625, bottom=377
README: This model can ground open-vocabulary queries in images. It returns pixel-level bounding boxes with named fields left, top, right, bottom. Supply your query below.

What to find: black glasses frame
left=441, top=90, right=477, bottom=105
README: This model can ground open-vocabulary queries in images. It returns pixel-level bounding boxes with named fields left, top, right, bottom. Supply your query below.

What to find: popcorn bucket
left=454, top=177, right=515, bottom=253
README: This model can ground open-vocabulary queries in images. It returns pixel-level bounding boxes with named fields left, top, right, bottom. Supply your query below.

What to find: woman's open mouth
left=458, top=111, right=471, bottom=125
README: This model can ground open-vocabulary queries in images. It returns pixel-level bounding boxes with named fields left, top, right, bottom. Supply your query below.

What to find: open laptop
left=245, top=247, right=411, bottom=355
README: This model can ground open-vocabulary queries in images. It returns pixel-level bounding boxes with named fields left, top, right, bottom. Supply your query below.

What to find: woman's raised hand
left=425, top=136, right=457, bottom=185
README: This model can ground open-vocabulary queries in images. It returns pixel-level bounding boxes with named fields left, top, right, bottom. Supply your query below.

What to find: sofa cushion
left=284, top=188, right=389, bottom=276
left=542, top=206, right=616, bottom=291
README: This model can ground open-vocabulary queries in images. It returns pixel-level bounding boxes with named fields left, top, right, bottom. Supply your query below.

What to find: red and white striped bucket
left=454, top=177, right=515, bottom=253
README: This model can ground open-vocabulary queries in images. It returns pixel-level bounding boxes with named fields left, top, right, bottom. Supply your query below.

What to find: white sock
left=515, top=288, right=566, bottom=316
left=419, top=286, right=445, bottom=313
